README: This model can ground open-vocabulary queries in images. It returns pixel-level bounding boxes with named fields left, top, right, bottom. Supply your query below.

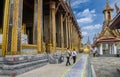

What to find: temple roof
left=96, top=25, right=120, bottom=43
left=110, top=12, right=120, bottom=29
left=94, top=1, right=120, bottom=44
left=96, top=38, right=120, bottom=43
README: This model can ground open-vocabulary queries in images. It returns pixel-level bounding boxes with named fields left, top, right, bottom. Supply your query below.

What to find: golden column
left=49, top=1, right=56, bottom=53
left=79, top=37, right=82, bottom=51
left=67, top=17, right=70, bottom=49
left=2, top=0, right=10, bottom=56
left=60, top=13, right=64, bottom=52
left=69, top=20, right=72, bottom=50
left=34, top=0, right=43, bottom=53
left=72, top=25, right=75, bottom=49
left=65, top=17, right=68, bottom=48
left=11, top=0, right=23, bottom=55
left=70, top=23, right=73, bottom=50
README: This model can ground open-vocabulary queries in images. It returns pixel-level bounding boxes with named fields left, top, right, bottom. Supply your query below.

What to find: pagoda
left=94, top=0, right=120, bottom=55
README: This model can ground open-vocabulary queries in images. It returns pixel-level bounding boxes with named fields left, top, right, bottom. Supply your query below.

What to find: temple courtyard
left=0, top=54, right=119, bottom=77
left=91, top=57, right=120, bottom=77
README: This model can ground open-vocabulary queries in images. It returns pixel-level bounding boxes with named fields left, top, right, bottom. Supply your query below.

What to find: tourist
left=93, top=46, right=97, bottom=57
left=72, top=49, right=77, bottom=64
left=65, top=48, right=71, bottom=66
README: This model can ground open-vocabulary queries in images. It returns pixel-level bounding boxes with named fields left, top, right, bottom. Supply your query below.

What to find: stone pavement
left=0, top=54, right=86, bottom=77
left=63, top=54, right=89, bottom=77
left=16, top=54, right=84, bottom=77
left=91, top=57, right=120, bottom=77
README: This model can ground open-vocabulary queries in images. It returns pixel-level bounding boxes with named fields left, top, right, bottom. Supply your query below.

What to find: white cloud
left=82, top=24, right=102, bottom=30
left=76, top=9, right=96, bottom=18
left=82, top=31, right=88, bottom=36
left=77, top=17, right=93, bottom=24
left=71, top=0, right=89, bottom=8
left=76, top=9, right=96, bottom=25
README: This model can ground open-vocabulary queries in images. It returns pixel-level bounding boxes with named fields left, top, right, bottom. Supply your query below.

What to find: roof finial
left=68, top=0, right=71, bottom=6
left=106, top=0, right=109, bottom=5
left=115, top=3, right=120, bottom=13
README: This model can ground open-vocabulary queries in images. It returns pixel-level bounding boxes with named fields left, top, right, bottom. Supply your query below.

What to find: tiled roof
left=96, top=38, right=120, bottom=43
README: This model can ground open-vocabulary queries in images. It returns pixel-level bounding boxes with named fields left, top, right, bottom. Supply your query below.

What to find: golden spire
left=103, top=0, right=113, bottom=13
left=106, top=0, right=108, bottom=5
left=106, top=0, right=109, bottom=5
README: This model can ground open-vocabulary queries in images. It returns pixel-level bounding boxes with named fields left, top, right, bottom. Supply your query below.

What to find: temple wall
left=0, top=0, right=82, bottom=56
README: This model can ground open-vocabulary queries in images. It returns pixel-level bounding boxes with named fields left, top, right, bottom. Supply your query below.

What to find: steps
left=0, top=54, right=48, bottom=76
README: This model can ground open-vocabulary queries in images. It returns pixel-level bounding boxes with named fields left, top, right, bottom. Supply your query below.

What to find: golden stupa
left=83, top=44, right=90, bottom=53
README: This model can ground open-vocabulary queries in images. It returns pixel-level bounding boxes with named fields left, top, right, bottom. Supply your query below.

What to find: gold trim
left=36, top=0, right=42, bottom=53
left=56, top=47, right=62, bottom=50
left=22, top=44, right=37, bottom=49
left=2, top=0, right=10, bottom=56
left=56, top=47, right=66, bottom=50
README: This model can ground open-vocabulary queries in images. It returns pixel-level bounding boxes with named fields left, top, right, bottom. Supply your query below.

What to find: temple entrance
left=22, top=0, right=34, bottom=44
left=0, top=0, right=5, bottom=44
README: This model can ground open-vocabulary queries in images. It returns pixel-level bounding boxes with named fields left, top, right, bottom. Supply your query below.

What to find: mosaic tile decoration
left=7, top=0, right=14, bottom=51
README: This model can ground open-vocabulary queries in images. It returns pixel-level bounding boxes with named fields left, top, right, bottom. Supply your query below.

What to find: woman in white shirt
left=72, top=49, right=77, bottom=63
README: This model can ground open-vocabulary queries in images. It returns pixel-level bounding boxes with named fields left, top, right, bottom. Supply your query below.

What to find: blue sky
left=70, top=0, right=120, bottom=44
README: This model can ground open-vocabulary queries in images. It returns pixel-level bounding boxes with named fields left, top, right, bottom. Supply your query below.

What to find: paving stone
left=91, top=57, right=120, bottom=77
left=14, top=54, right=83, bottom=77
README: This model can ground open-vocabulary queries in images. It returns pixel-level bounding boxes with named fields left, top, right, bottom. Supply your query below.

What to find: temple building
left=109, top=3, right=120, bottom=54
left=0, top=0, right=82, bottom=56
left=94, top=1, right=120, bottom=55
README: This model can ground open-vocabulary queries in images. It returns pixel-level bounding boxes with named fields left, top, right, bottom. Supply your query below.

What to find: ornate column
left=79, top=38, right=82, bottom=51
left=49, top=1, right=56, bottom=53
left=2, top=0, right=10, bottom=56
left=11, top=0, right=23, bottom=55
left=34, top=0, right=43, bottom=53
left=100, top=43, right=103, bottom=55
left=70, top=23, right=73, bottom=50
left=60, top=13, right=64, bottom=51
left=108, top=44, right=111, bottom=54
left=65, top=17, right=68, bottom=48
left=69, top=20, right=72, bottom=50
left=113, top=43, right=117, bottom=54
left=67, top=17, right=70, bottom=49
left=110, top=44, right=112, bottom=54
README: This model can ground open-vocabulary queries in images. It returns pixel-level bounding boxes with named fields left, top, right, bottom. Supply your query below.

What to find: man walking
left=65, top=48, right=71, bottom=66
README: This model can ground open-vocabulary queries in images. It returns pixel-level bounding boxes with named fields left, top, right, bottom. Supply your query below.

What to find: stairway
left=0, top=54, right=48, bottom=76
